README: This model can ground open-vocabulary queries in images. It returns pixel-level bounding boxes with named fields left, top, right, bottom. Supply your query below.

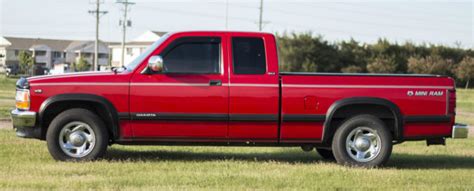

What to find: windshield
left=126, top=33, right=171, bottom=71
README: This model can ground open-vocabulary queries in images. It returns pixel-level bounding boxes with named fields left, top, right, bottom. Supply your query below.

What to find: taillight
left=448, top=89, right=456, bottom=114
left=15, top=89, right=30, bottom=110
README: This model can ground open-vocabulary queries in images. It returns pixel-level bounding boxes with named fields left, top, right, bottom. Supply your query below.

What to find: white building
left=109, top=31, right=167, bottom=67
left=0, top=36, right=110, bottom=75
left=60, top=41, right=110, bottom=73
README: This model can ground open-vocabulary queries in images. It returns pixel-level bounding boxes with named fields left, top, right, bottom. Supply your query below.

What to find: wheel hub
left=69, top=132, right=86, bottom=146
left=354, top=137, right=370, bottom=151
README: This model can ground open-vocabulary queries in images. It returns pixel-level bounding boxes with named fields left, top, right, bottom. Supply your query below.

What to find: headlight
left=15, top=89, right=30, bottom=110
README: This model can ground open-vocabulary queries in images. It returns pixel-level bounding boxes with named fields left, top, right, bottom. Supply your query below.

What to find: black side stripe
left=120, top=113, right=278, bottom=122
left=283, top=114, right=326, bottom=122
left=131, top=113, right=228, bottom=121
left=120, top=113, right=328, bottom=122
left=118, top=112, right=130, bottom=120
left=404, top=115, right=451, bottom=123
left=229, top=114, right=278, bottom=121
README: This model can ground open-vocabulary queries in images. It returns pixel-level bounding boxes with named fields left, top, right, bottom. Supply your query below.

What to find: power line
left=88, top=0, right=108, bottom=71
left=258, top=0, right=263, bottom=31
left=263, top=6, right=468, bottom=35
left=116, top=0, right=135, bottom=67
left=138, top=6, right=382, bottom=38
left=214, top=2, right=468, bottom=28
left=303, top=3, right=468, bottom=26
left=138, top=4, right=383, bottom=38
left=330, top=1, right=468, bottom=21
left=140, top=5, right=256, bottom=23
left=210, top=1, right=269, bottom=31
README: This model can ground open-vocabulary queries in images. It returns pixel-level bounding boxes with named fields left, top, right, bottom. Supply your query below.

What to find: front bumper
left=11, top=109, right=39, bottom=138
left=452, top=123, right=469, bottom=139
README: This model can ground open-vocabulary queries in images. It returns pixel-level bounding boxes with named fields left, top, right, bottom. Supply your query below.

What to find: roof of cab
left=169, top=30, right=274, bottom=36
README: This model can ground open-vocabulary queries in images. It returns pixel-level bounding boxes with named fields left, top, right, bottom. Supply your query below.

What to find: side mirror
left=147, top=55, right=164, bottom=73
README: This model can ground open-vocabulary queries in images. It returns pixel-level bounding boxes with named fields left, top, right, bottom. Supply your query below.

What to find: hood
left=27, top=71, right=131, bottom=85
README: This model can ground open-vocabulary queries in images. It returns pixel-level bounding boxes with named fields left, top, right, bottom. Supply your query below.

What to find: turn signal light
left=15, top=90, right=30, bottom=110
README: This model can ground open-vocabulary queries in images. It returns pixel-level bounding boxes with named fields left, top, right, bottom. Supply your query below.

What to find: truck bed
left=278, top=72, right=455, bottom=142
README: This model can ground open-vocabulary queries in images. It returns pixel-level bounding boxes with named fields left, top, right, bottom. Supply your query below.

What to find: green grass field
left=457, top=89, right=474, bottom=126
left=0, top=76, right=16, bottom=118
left=0, top=130, right=473, bottom=190
left=0, top=76, right=473, bottom=190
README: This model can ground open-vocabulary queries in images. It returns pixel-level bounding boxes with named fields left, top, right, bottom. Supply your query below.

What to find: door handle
left=209, top=80, right=222, bottom=86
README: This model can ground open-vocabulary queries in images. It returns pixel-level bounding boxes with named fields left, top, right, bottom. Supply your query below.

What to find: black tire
left=316, top=148, right=335, bottom=161
left=331, top=114, right=392, bottom=167
left=46, top=108, right=109, bottom=161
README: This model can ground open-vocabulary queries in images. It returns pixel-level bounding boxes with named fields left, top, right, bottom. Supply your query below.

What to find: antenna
left=257, top=0, right=269, bottom=31
left=258, top=0, right=263, bottom=31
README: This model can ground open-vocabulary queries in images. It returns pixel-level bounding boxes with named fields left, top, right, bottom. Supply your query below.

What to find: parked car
left=5, top=64, right=19, bottom=77
left=11, top=31, right=468, bottom=167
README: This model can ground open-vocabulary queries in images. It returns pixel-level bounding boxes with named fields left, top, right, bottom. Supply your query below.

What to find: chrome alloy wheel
left=345, top=127, right=382, bottom=162
left=58, top=121, right=96, bottom=158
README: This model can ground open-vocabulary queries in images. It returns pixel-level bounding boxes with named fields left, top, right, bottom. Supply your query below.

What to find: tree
left=407, top=55, right=453, bottom=75
left=367, top=39, right=406, bottom=73
left=277, top=33, right=340, bottom=73
left=338, top=39, right=368, bottom=73
left=455, top=56, right=474, bottom=89
left=73, top=56, right=91, bottom=72
left=277, top=33, right=316, bottom=72
left=341, top=65, right=363, bottom=73
left=18, top=50, right=34, bottom=75
left=366, top=56, right=397, bottom=73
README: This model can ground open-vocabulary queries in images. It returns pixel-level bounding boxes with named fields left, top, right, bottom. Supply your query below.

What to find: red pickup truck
left=11, top=31, right=468, bottom=167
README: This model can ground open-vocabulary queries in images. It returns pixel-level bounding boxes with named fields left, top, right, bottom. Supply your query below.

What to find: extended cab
left=11, top=31, right=469, bottom=167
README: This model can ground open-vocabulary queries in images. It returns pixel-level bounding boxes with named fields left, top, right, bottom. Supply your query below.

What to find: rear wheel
left=46, top=108, right=108, bottom=161
left=331, top=115, right=392, bottom=167
left=316, top=148, right=335, bottom=160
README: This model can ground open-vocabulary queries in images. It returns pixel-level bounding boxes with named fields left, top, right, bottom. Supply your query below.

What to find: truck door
left=129, top=35, right=229, bottom=140
left=227, top=34, right=280, bottom=142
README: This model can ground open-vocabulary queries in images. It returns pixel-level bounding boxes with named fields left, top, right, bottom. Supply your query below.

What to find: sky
left=0, top=0, right=472, bottom=48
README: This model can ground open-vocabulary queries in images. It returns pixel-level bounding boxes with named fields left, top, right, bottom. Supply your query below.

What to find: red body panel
left=280, top=75, right=454, bottom=141
left=26, top=31, right=456, bottom=143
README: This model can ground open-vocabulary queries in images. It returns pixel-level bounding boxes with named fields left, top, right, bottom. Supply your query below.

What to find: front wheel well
left=39, top=100, right=114, bottom=141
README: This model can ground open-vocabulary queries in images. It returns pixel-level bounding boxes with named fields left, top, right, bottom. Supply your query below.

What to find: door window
left=162, top=37, right=220, bottom=74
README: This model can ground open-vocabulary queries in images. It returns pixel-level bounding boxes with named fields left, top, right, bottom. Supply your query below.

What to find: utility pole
left=89, top=0, right=107, bottom=71
left=225, top=0, right=229, bottom=30
left=116, top=0, right=135, bottom=67
left=258, top=0, right=263, bottom=31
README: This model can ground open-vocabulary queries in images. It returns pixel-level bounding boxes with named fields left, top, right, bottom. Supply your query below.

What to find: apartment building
left=0, top=36, right=110, bottom=74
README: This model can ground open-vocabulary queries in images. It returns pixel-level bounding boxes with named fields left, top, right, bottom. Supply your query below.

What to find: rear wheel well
left=324, top=104, right=398, bottom=144
left=40, top=101, right=113, bottom=141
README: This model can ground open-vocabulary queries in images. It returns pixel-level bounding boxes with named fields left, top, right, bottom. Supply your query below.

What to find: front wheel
left=46, top=108, right=109, bottom=161
left=331, top=115, right=392, bottom=167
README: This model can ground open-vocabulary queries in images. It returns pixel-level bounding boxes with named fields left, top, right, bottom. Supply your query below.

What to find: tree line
left=277, top=33, right=474, bottom=88
left=16, top=33, right=474, bottom=88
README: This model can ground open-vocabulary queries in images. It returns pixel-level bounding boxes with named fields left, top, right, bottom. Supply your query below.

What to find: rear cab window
left=232, top=37, right=267, bottom=74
